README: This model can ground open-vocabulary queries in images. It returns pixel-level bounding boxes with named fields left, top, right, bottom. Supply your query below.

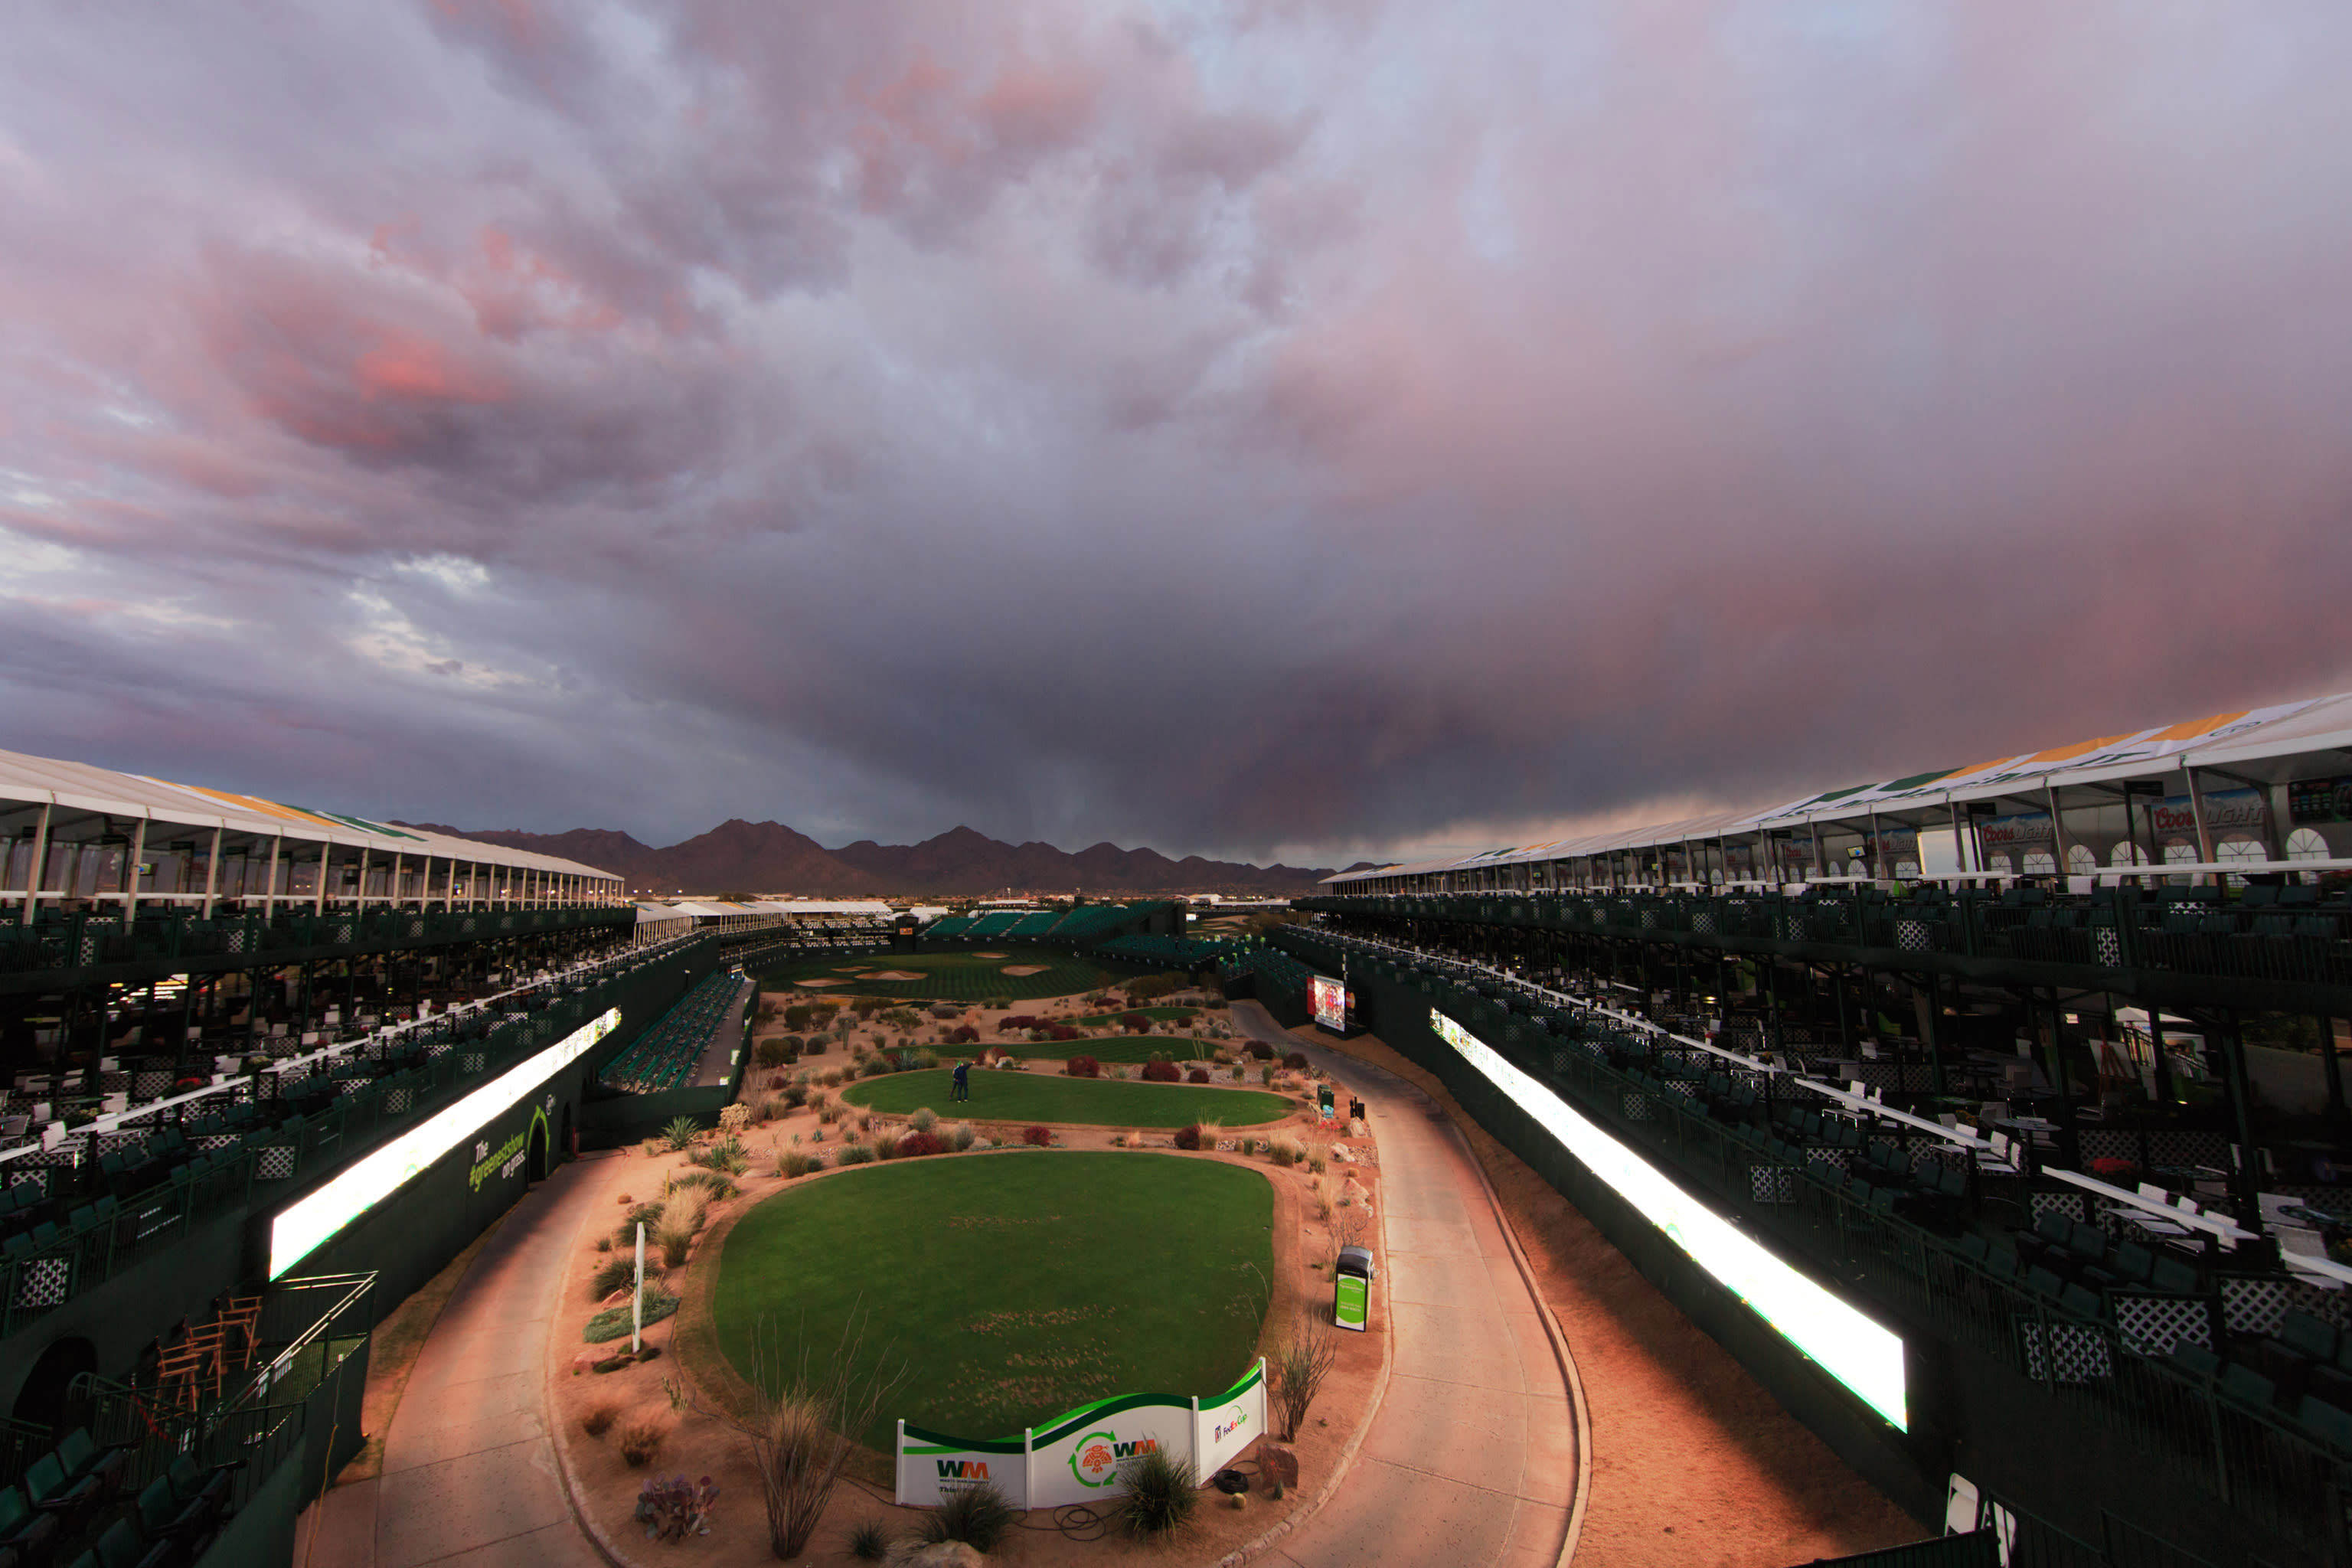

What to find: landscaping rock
left=1260, top=1442, right=1299, bottom=1488
left=884, top=1541, right=987, bottom=1568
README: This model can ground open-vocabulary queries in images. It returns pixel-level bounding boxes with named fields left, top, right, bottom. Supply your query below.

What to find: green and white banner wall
left=897, top=1360, right=1266, bottom=1510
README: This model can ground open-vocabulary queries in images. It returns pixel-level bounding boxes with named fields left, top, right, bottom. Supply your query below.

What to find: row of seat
left=2168, top=1309, right=2352, bottom=1454
left=599, top=973, right=745, bottom=1093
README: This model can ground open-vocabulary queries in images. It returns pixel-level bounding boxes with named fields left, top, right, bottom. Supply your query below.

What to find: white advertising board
left=897, top=1360, right=1267, bottom=1510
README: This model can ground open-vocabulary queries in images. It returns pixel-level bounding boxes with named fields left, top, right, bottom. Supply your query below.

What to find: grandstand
left=0, top=747, right=730, bottom=1566
left=1216, top=947, right=1315, bottom=1024
left=1301, top=690, right=2352, bottom=1567
left=599, top=969, right=752, bottom=1093
left=918, top=900, right=1178, bottom=952
left=1093, top=933, right=1243, bottom=969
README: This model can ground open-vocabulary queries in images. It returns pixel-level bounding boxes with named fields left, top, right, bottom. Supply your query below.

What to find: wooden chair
left=215, top=1296, right=263, bottom=1369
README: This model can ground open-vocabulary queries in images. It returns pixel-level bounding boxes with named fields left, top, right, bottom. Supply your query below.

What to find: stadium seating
left=597, top=972, right=750, bottom=1093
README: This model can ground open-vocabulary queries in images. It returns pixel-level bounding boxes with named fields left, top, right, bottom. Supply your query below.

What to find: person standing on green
left=952, top=1058, right=970, bottom=1102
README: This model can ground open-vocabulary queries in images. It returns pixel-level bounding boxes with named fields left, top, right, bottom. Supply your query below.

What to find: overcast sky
left=5, top=2, right=2350, bottom=866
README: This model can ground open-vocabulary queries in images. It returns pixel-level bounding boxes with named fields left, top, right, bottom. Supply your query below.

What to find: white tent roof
left=1329, top=691, right=2352, bottom=884
left=0, top=745, right=622, bottom=882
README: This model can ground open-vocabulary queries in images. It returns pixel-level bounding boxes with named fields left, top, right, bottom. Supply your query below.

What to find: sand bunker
left=1001, top=965, right=1049, bottom=976
left=862, top=970, right=926, bottom=982
left=974, top=951, right=1010, bottom=959
left=794, top=978, right=851, bottom=988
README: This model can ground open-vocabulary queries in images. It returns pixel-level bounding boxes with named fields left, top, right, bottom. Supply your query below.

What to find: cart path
left=1233, top=1002, right=1579, bottom=1568
left=296, top=1165, right=608, bottom=1568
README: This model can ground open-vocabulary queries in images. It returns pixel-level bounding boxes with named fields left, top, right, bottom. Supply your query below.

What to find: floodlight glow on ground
left=267, top=1007, right=620, bottom=1279
left=1431, top=1008, right=1907, bottom=1429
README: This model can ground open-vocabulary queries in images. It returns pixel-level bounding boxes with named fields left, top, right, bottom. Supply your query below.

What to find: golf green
left=712, top=1155, right=1273, bottom=1448
left=840, top=1068, right=1294, bottom=1127
left=756, top=948, right=1119, bottom=1002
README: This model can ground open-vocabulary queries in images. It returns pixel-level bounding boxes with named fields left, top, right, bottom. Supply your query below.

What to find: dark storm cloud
left=5, top=2, right=2352, bottom=866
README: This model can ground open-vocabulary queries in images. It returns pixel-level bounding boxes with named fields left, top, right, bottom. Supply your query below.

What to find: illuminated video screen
left=268, top=1007, right=621, bottom=1279
left=1429, top=1008, right=1906, bottom=1429
left=1310, top=975, right=1350, bottom=1034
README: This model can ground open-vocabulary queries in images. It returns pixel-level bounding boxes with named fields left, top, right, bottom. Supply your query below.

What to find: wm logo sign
left=936, top=1460, right=991, bottom=1481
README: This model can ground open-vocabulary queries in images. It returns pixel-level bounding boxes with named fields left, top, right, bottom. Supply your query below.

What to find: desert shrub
left=1306, top=1143, right=1328, bottom=1175
left=1000, top=1014, right=1040, bottom=1032
left=858, top=1055, right=896, bottom=1079
left=1022, top=1125, right=1052, bottom=1147
left=661, top=1115, right=701, bottom=1152
left=909, top=1106, right=937, bottom=1133
left=596, top=1234, right=612, bottom=1253
left=1269, top=1136, right=1301, bottom=1168
left=948, top=1024, right=979, bottom=1045
left=1271, top=1321, right=1340, bottom=1439
left=837, top=1142, right=877, bottom=1165
left=618, top=1418, right=668, bottom=1467
left=592, top=1255, right=638, bottom=1298
left=756, top=1036, right=795, bottom=1067
left=1283, top=1051, right=1308, bottom=1070
left=818, top=1067, right=844, bottom=1087
left=1116, top=1448, right=1198, bottom=1539
left=947, top=1122, right=976, bottom=1152
left=1121, top=1011, right=1152, bottom=1033
left=585, top=1287, right=679, bottom=1343
left=777, top=1149, right=821, bottom=1178
left=784, top=1003, right=818, bottom=1031
left=802, top=1038, right=827, bottom=1056
left=845, top=1518, right=890, bottom=1561
left=783, top=1083, right=809, bottom=1109
left=1140, top=1060, right=1181, bottom=1083
left=818, top=1105, right=842, bottom=1125
left=1065, top=1055, right=1101, bottom=1078
left=1261, top=1066, right=1276, bottom=1086
left=583, top=1403, right=620, bottom=1437
left=1174, top=1124, right=1201, bottom=1152
left=893, top=1131, right=942, bottom=1158
left=691, top=1135, right=752, bottom=1176
left=921, top=1480, right=1018, bottom=1551
left=656, top=1194, right=707, bottom=1267
left=1187, top=1067, right=1210, bottom=1083
left=1244, top=1040, right=1275, bottom=1060
left=672, top=1169, right=739, bottom=1201
left=871, top=1129, right=903, bottom=1160
left=1048, top=1024, right=1079, bottom=1041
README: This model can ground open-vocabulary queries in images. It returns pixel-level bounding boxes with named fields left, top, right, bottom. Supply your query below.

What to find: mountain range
left=393, top=818, right=1362, bottom=897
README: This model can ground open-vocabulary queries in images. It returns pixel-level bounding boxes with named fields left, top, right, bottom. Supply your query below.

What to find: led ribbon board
left=1430, top=1009, right=1907, bottom=1429
left=267, top=1007, right=621, bottom=1279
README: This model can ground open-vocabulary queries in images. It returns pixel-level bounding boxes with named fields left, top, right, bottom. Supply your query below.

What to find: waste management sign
left=897, top=1359, right=1266, bottom=1510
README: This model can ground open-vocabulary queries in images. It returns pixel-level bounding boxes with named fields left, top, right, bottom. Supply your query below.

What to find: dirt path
left=1230, top=1003, right=1578, bottom=1568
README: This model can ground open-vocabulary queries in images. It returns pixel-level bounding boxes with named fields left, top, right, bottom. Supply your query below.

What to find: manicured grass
left=841, top=1068, right=1293, bottom=1127
left=713, top=1155, right=1272, bottom=1448
left=756, top=947, right=1119, bottom=1003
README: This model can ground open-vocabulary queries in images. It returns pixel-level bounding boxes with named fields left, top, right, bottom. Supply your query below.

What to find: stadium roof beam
left=1329, top=691, right=2352, bottom=893
left=0, top=746, right=625, bottom=923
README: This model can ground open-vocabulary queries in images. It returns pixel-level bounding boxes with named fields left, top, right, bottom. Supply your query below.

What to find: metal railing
left=0, top=950, right=697, bottom=1338
left=1287, top=926, right=2352, bottom=1560
left=1298, top=889, right=2352, bottom=993
left=0, top=902, right=635, bottom=980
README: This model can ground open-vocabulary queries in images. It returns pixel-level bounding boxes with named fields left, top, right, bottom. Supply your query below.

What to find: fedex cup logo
left=1070, top=1429, right=1158, bottom=1488
left=1213, top=1403, right=1248, bottom=1445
